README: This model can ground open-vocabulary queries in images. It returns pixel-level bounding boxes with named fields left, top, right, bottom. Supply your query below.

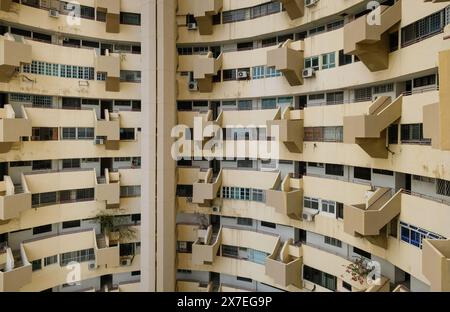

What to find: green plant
left=341, top=256, right=372, bottom=285
left=95, top=211, right=137, bottom=243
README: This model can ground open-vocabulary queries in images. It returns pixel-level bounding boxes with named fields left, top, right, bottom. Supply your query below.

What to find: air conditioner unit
left=187, top=23, right=198, bottom=30
left=121, top=258, right=132, bottom=266
left=49, top=9, right=60, bottom=18
left=212, top=206, right=221, bottom=213
left=302, top=211, right=316, bottom=222
left=305, top=0, right=319, bottom=7
left=237, top=70, right=249, bottom=80
left=188, top=80, right=198, bottom=91
left=94, top=138, right=105, bottom=145
left=88, top=261, right=97, bottom=271
left=302, top=68, right=315, bottom=78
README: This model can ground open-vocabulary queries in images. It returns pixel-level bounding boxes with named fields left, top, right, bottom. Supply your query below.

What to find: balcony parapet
left=192, top=225, right=222, bottom=265
left=343, top=95, right=402, bottom=159
left=343, top=0, right=402, bottom=71
left=267, top=106, right=304, bottom=153
left=266, top=39, right=304, bottom=86
left=265, top=238, right=302, bottom=287
left=266, top=174, right=303, bottom=220
left=95, top=0, right=121, bottom=33
left=344, top=188, right=401, bottom=248
left=191, top=0, right=223, bottom=35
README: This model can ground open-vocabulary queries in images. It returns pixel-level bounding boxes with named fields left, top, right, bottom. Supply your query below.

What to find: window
left=44, top=255, right=58, bottom=267
left=325, top=164, right=344, bottom=177
left=437, top=179, right=450, bottom=197
left=261, top=98, right=276, bottom=109
left=337, top=202, right=344, bottom=219
left=342, top=281, right=352, bottom=291
left=353, top=247, right=371, bottom=259
left=32, top=160, right=52, bottom=170
left=265, top=66, right=281, bottom=78
left=354, top=167, right=371, bottom=181
left=401, top=124, right=430, bottom=144
left=251, top=189, right=264, bottom=202
left=60, top=249, right=95, bottom=266
left=303, top=265, right=337, bottom=291
left=373, top=169, right=394, bottom=176
left=222, top=245, right=239, bottom=258
left=62, top=220, right=81, bottom=229
left=413, top=74, right=436, bottom=89
left=77, top=128, right=94, bottom=140
left=304, top=127, right=323, bottom=142
left=304, top=197, right=319, bottom=210
left=120, top=12, right=141, bottom=25
left=261, top=221, right=276, bottom=229
left=400, top=222, right=445, bottom=249
left=339, top=50, right=352, bottom=66
left=326, top=92, right=344, bottom=105
left=236, top=276, right=253, bottom=283
left=223, top=69, right=236, bottom=81
left=120, top=186, right=141, bottom=197
left=324, top=236, right=342, bottom=248
left=33, top=224, right=52, bottom=235
left=305, top=56, right=319, bottom=70
left=32, top=259, right=42, bottom=272
left=62, top=158, right=80, bottom=169
left=120, top=70, right=141, bottom=82
left=388, top=124, right=399, bottom=144
left=252, top=66, right=265, bottom=80
left=176, top=185, right=193, bottom=197
left=32, top=127, right=58, bottom=141
left=323, top=127, right=343, bottom=142
left=321, top=52, right=336, bottom=70
left=120, top=128, right=135, bottom=140
left=354, top=87, right=372, bottom=102
left=401, top=10, right=446, bottom=47
left=321, top=200, right=336, bottom=214
left=248, top=249, right=268, bottom=265
left=237, top=218, right=253, bottom=226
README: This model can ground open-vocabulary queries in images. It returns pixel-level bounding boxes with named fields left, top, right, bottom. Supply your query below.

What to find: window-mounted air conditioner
left=49, top=9, right=60, bottom=18
left=237, top=70, right=249, bottom=80
left=187, top=23, right=198, bottom=30
left=188, top=80, right=198, bottom=91
left=302, top=68, right=315, bottom=78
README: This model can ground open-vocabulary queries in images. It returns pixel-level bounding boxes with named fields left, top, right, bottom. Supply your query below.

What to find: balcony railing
left=422, top=239, right=450, bottom=292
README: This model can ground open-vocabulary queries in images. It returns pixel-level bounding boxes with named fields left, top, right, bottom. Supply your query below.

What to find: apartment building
left=0, top=0, right=142, bottom=292
left=162, top=0, right=450, bottom=293
left=3, top=0, right=450, bottom=294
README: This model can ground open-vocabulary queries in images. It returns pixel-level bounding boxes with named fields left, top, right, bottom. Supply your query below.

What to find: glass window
left=321, top=52, right=336, bottom=70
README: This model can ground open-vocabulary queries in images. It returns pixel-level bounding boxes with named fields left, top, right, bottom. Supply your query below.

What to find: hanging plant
left=341, top=256, right=372, bottom=285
